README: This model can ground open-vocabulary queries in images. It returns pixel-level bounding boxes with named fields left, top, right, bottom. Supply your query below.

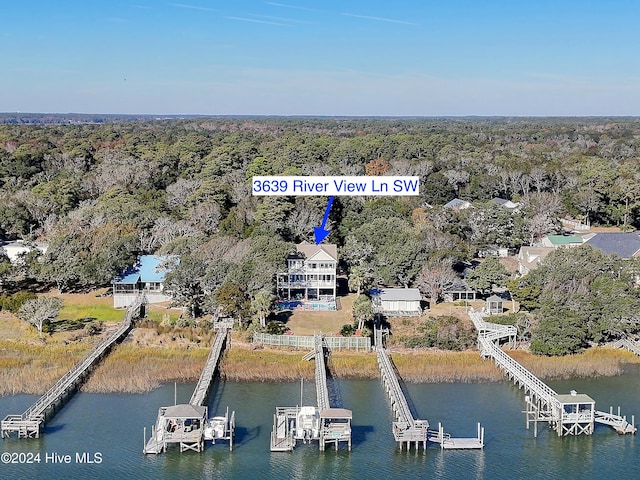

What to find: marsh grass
left=82, top=343, right=210, bottom=393
left=390, top=350, right=504, bottom=383
left=220, top=347, right=315, bottom=382
left=0, top=340, right=91, bottom=395
left=508, top=347, right=640, bottom=380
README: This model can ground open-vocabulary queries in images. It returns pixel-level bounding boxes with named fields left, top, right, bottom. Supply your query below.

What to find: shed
left=485, top=295, right=504, bottom=315
left=372, top=288, right=422, bottom=317
left=442, top=280, right=476, bottom=303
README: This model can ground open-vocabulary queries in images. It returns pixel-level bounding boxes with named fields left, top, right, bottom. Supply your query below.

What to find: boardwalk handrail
left=470, top=310, right=636, bottom=435
left=21, top=295, right=143, bottom=421
left=253, top=332, right=370, bottom=350
left=612, top=337, right=640, bottom=356
left=189, top=326, right=229, bottom=406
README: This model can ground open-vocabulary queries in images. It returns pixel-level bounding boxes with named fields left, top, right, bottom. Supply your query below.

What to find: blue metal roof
left=114, top=255, right=172, bottom=284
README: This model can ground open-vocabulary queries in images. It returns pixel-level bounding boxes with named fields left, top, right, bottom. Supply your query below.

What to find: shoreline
left=1, top=332, right=639, bottom=396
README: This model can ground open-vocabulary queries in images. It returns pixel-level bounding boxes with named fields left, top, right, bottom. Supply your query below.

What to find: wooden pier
left=470, top=310, right=636, bottom=437
left=612, top=337, right=640, bottom=356
left=143, top=322, right=235, bottom=454
left=376, top=328, right=484, bottom=451
left=270, top=334, right=352, bottom=452
left=1, top=295, right=145, bottom=439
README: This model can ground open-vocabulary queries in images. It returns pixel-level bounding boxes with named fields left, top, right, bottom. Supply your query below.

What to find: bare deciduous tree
left=18, top=297, right=63, bottom=338
left=415, top=258, right=458, bottom=307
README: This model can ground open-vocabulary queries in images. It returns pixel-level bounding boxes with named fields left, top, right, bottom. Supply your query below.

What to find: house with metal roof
left=443, top=198, right=472, bottom=210
left=540, top=235, right=583, bottom=248
left=491, top=197, right=521, bottom=210
left=371, top=288, right=422, bottom=317
left=112, top=255, right=175, bottom=308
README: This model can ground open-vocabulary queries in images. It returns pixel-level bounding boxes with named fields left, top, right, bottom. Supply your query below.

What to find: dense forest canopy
left=1, top=116, right=640, bottom=349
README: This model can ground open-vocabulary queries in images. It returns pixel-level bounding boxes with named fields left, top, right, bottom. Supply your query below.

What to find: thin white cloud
left=256, top=14, right=311, bottom=24
left=169, top=3, right=217, bottom=12
left=342, top=13, right=417, bottom=26
left=224, top=16, right=288, bottom=27
left=265, top=2, right=319, bottom=12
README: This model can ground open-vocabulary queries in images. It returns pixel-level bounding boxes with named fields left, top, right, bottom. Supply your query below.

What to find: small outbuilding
left=442, top=280, right=477, bottom=303
left=372, top=288, right=422, bottom=317
left=485, top=295, right=504, bottom=315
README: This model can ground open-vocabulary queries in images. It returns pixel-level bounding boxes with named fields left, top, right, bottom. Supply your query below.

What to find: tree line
left=1, top=117, right=640, bottom=353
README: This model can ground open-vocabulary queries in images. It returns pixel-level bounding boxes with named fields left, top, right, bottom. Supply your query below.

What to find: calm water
left=2, top=367, right=640, bottom=479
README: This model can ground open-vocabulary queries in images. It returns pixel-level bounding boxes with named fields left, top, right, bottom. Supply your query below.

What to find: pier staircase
left=376, top=328, right=483, bottom=450
left=1, top=295, right=145, bottom=439
left=470, top=310, right=636, bottom=436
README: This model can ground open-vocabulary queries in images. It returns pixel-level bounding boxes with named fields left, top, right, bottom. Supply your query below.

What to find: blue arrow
left=314, top=196, right=334, bottom=245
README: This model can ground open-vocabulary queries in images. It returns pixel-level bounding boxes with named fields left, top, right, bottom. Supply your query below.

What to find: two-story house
left=277, top=243, right=337, bottom=304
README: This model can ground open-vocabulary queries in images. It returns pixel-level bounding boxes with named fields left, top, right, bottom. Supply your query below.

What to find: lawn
left=279, top=294, right=357, bottom=335
left=45, top=290, right=126, bottom=323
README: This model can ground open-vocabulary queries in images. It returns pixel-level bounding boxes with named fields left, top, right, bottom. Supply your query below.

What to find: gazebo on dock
left=147, top=404, right=208, bottom=453
left=319, top=408, right=352, bottom=451
left=553, top=391, right=595, bottom=436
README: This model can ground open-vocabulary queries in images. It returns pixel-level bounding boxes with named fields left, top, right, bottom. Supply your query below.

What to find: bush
left=403, top=315, right=476, bottom=351
left=340, top=324, right=356, bottom=336
left=265, top=321, right=289, bottom=335
left=85, top=320, right=104, bottom=336
left=0, top=291, right=37, bottom=313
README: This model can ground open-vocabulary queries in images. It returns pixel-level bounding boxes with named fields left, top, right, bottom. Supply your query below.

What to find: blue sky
left=1, top=1, right=639, bottom=115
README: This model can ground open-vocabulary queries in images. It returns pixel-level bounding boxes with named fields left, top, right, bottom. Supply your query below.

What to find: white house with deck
left=277, top=243, right=337, bottom=303
left=372, top=288, right=422, bottom=317
left=112, top=255, right=175, bottom=308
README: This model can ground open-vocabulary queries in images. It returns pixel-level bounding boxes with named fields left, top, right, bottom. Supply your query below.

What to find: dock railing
left=253, top=332, right=370, bottom=351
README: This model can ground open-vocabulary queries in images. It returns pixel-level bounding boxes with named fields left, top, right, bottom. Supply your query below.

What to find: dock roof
left=554, top=393, right=595, bottom=404
left=163, top=404, right=206, bottom=418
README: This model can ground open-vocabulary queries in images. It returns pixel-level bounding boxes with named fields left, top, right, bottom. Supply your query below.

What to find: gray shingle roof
left=584, top=232, right=640, bottom=259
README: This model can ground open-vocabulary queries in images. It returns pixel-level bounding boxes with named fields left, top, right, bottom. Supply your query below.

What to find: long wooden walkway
left=190, top=324, right=230, bottom=406
left=470, top=310, right=636, bottom=436
left=376, top=328, right=483, bottom=450
left=1, top=295, right=145, bottom=439
left=313, top=334, right=330, bottom=411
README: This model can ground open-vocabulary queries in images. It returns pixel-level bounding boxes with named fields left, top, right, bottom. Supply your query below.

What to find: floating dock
left=143, top=321, right=235, bottom=454
left=470, top=310, right=636, bottom=437
left=376, top=328, right=484, bottom=451
left=1, top=295, right=145, bottom=439
left=270, top=334, right=352, bottom=452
